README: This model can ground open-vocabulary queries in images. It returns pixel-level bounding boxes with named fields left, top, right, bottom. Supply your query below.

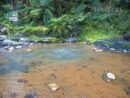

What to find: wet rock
left=25, top=90, right=38, bottom=98
left=43, top=37, right=51, bottom=43
left=82, top=96, right=87, bottom=98
left=8, top=47, right=14, bottom=52
left=0, top=93, right=3, bottom=98
left=17, top=79, right=28, bottom=83
left=0, top=24, right=7, bottom=34
left=13, top=34, right=27, bottom=41
left=125, top=87, right=130, bottom=96
left=0, top=37, right=4, bottom=41
left=123, top=32, right=130, bottom=41
left=20, top=37, right=28, bottom=42
left=92, top=47, right=103, bottom=52
left=65, top=37, right=78, bottom=43
left=9, top=92, right=17, bottom=97
left=49, top=83, right=59, bottom=92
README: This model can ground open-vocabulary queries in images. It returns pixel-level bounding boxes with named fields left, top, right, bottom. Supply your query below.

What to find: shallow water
left=0, top=43, right=130, bottom=98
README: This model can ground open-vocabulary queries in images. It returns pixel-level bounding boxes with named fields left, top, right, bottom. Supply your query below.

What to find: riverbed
left=0, top=43, right=130, bottom=98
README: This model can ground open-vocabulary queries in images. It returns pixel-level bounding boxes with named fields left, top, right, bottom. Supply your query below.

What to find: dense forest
left=0, top=0, right=130, bottom=42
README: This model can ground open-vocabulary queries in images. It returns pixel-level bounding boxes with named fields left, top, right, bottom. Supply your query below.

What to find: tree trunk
left=11, top=0, right=17, bottom=10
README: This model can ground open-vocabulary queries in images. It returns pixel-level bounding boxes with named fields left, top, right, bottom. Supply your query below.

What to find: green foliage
left=2, top=4, right=13, bottom=12
left=30, top=8, right=42, bottom=17
left=48, top=14, right=87, bottom=38
left=48, top=37, right=58, bottom=43
left=39, top=0, right=52, bottom=6
left=8, top=26, right=48, bottom=36
left=29, top=35, right=43, bottom=41
left=1, top=0, right=130, bottom=43
left=80, top=21, right=120, bottom=42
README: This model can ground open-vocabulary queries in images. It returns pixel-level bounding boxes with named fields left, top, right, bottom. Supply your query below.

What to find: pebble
left=48, top=83, right=59, bottom=92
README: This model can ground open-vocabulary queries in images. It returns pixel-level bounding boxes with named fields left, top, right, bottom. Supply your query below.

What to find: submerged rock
left=25, top=90, right=38, bottom=98
left=126, top=87, right=130, bottom=95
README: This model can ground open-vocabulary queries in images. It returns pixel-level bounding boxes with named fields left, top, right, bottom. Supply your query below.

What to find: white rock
left=16, top=46, right=22, bottom=49
left=48, top=83, right=59, bottom=91
left=110, top=48, right=115, bottom=51
left=8, top=47, right=14, bottom=52
left=20, top=38, right=28, bottom=41
left=123, top=50, right=127, bottom=53
left=106, top=72, right=116, bottom=80
left=92, top=47, right=103, bottom=52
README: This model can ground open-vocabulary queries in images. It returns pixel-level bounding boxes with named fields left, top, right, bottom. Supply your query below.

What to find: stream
left=0, top=42, right=130, bottom=98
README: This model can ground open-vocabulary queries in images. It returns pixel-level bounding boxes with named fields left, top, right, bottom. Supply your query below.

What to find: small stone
left=48, top=83, right=59, bottom=92
left=128, top=71, right=130, bottom=74
left=106, top=72, right=116, bottom=80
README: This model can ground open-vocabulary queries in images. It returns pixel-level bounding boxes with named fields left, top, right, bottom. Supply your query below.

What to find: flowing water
left=0, top=43, right=130, bottom=98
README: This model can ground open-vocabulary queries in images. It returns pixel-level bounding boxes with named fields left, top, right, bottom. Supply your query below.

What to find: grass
left=80, top=26, right=120, bottom=42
